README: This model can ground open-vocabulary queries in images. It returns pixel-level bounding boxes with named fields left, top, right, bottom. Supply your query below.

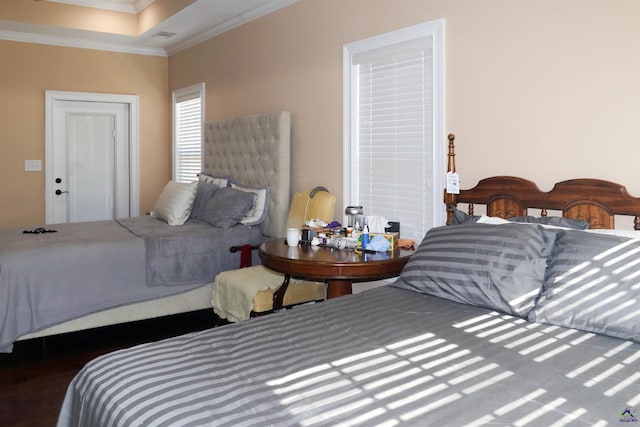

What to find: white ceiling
left=0, top=0, right=299, bottom=56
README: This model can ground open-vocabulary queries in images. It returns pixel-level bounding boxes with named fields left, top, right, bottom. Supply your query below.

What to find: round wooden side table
left=259, top=239, right=414, bottom=299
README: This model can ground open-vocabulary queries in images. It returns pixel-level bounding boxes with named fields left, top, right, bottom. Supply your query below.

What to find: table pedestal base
left=326, top=280, right=352, bottom=299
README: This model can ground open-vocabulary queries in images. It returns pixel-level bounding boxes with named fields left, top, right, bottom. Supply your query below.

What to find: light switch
left=25, top=160, right=42, bottom=172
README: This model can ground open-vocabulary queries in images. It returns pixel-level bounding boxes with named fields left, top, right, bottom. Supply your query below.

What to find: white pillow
left=586, top=228, right=640, bottom=240
left=152, top=181, right=197, bottom=226
left=476, top=215, right=510, bottom=225
left=476, top=215, right=583, bottom=230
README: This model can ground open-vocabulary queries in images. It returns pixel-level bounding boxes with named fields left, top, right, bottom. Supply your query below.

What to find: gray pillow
left=392, top=223, right=556, bottom=317
left=190, top=182, right=219, bottom=221
left=449, top=207, right=480, bottom=224
left=529, top=230, right=640, bottom=343
left=199, top=187, right=256, bottom=229
left=448, top=208, right=588, bottom=229
left=508, top=216, right=589, bottom=230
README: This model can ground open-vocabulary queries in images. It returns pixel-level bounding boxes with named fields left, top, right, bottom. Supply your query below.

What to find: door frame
left=45, top=90, right=140, bottom=223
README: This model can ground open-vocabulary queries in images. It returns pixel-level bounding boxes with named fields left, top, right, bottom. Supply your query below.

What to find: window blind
left=353, top=36, right=435, bottom=242
left=174, top=90, right=203, bottom=183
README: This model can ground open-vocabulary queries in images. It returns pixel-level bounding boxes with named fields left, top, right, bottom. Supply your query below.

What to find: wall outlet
left=25, top=160, right=42, bottom=172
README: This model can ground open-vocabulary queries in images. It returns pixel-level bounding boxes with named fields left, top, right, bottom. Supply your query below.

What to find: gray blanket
left=0, top=217, right=263, bottom=352
left=116, top=217, right=263, bottom=286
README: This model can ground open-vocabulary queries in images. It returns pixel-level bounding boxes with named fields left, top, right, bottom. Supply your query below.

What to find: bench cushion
left=213, top=266, right=324, bottom=322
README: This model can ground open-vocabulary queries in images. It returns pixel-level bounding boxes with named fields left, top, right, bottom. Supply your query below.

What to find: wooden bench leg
left=272, top=274, right=291, bottom=311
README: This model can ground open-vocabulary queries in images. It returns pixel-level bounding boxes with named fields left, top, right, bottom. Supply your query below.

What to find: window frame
left=342, top=19, right=446, bottom=241
left=172, top=83, right=205, bottom=183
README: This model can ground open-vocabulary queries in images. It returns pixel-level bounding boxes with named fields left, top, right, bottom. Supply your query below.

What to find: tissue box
left=353, top=232, right=399, bottom=251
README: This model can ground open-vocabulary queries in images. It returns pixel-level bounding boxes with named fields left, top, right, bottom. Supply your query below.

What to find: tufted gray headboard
left=203, top=111, right=291, bottom=239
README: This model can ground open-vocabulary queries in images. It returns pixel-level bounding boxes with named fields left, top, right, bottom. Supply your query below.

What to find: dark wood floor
left=0, top=310, right=225, bottom=427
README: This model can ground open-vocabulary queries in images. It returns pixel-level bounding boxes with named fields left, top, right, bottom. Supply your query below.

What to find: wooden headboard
left=203, top=111, right=291, bottom=238
left=445, top=134, right=640, bottom=230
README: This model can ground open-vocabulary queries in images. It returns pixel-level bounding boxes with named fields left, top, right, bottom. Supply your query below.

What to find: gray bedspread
left=0, top=217, right=263, bottom=352
left=57, top=285, right=640, bottom=426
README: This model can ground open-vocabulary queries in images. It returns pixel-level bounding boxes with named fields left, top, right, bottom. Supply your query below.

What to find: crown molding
left=46, top=0, right=155, bottom=13
left=0, top=29, right=166, bottom=56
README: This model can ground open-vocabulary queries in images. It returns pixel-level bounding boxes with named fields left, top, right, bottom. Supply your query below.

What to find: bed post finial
left=447, top=134, right=456, bottom=174
left=445, top=133, right=457, bottom=225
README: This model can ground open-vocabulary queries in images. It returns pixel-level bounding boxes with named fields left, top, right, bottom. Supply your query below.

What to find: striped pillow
left=393, top=223, right=556, bottom=317
left=230, top=180, right=270, bottom=226
left=198, top=173, right=229, bottom=187
left=529, top=230, right=640, bottom=342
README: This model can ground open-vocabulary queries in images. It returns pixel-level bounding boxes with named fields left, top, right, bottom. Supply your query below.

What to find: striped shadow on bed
left=57, top=285, right=639, bottom=426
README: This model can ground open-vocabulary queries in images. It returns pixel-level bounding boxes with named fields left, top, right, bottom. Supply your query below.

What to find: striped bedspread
left=58, top=285, right=640, bottom=426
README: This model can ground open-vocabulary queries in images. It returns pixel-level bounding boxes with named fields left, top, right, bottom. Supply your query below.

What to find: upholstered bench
left=211, top=187, right=336, bottom=322
left=212, top=187, right=336, bottom=322
left=212, top=265, right=325, bottom=322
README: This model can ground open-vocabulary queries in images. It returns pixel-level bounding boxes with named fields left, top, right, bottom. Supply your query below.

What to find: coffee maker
left=345, top=206, right=364, bottom=230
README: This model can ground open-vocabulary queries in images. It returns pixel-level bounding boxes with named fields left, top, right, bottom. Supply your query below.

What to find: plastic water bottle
left=361, top=224, right=369, bottom=249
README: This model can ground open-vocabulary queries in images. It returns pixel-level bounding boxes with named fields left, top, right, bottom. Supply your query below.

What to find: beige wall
left=0, top=41, right=169, bottom=228
left=2, top=0, right=638, bottom=229
left=169, top=0, right=640, bottom=227
left=138, top=0, right=197, bottom=34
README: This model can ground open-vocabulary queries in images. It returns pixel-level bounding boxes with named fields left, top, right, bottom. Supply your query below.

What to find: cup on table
left=286, top=228, right=300, bottom=247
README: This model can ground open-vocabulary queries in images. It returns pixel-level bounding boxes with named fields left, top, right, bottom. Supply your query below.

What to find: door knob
left=55, top=178, right=62, bottom=184
left=55, top=189, right=69, bottom=195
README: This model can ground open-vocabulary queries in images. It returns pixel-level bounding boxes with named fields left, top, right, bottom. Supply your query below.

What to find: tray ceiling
left=0, top=0, right=299, bottom=56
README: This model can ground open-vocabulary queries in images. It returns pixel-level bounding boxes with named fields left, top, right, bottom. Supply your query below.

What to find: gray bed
left=57, top=248, right=640, bottom=426
left=56, top=170, right=640, bottom=426
left=1, top=111, right=291, bottom=353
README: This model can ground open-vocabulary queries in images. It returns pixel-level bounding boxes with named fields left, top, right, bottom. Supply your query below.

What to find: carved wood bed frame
left=445, top=134, right=640, bottom=230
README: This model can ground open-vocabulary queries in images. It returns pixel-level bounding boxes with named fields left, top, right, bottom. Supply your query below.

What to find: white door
left=49, top=100, right=130, bottom=223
